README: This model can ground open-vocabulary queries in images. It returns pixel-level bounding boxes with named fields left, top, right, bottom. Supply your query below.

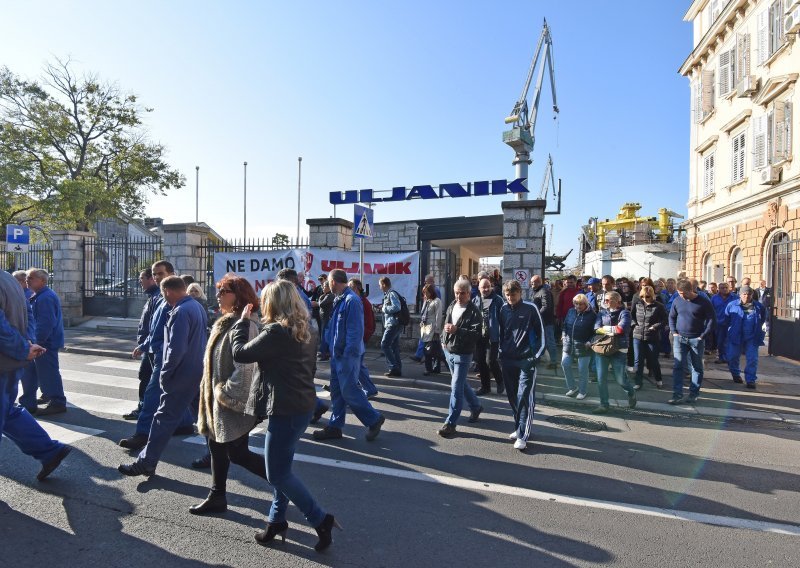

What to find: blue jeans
left=414, top=339, right=425, bottom=359
left=727, top=340, right=760, bottom=383
left=596, top=351, right=635, bottom=407
left=357, top=352, right=378, bottom=397
left=561, top=350, right=590, bottom=395
left=632, top=338, right=662, bottom=384
left=672, top=336, right=705, bottom=398
left=716, top=325, right=728, bottom=362
left=544, top=325, right=558, bottom=363
left=328, top=355, right=381, bottom=429
left=1, top=377, right=64, bottom=464
left=19, top=349, right=66, bottom=408
left=381, top=323, right=402, bottom=373
left=500, top=359, right=537, bottom=442
left=443, top=351, right=481, bottom=425
left=265, top=412, right=326, bottom=527
left=136, top=353, right=193, bottom=436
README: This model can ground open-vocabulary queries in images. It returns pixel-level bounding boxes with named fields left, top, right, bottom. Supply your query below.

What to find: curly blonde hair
left=259, top=280, right=311, bottom=344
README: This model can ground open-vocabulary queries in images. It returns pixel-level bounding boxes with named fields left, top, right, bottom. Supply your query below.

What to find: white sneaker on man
left=513, top=439, right=527, bottom=450
left=508, top=431, right=518, bottom=440
left=576, top=392, right=587, bottom=400
left=565, top=388, right=579, bottom=397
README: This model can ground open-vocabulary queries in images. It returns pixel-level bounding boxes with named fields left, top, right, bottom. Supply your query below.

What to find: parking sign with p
left=6, top=224, right=30, bottom=253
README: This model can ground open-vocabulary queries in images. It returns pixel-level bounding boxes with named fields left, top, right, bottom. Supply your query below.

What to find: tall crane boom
left=503, top=19, right=559, bottom=200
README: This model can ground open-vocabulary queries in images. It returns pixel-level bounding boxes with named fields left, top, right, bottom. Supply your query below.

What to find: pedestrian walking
left=312, top=269, right=385, bottom=442
left=754, top=280, right=772, bottom=335
left=472, top=277, right=504, bottom=394
left=0, top=269, right=71, bottom=481
left=118, top=275, right=208, bottom=476
left=591, top=291, right=638, bottom=414
left=437, top=278, right=483, bottom=438
left=123, top=268, right=160, bottom=421
left=12, top=270, right=33, bottom=300
left=379, top=277, right=403, bottom=377
left=631, top=285, right=666, bottom=389
left=348, top=278, right=379, bottom=398
left=411, top=274, right=440, bottom=363
left=230, top=279, right=341, bottom=551
left=317, top=281, right=334, bottom=361
left=560, top=293, right=596, bottom=399
left=711, top=283, right=736, bottom=364
left=190, top=275, right=265, bottom=515
left=499, top=280, right=545, bottom=451
left=19, top=268, right=67, bottom=416
left=722, top=286, right=766, bottom=389
left=668, top=280, right=715, bottom=405
left=530, top=275, right=558, bottom=370
left=419, top=283, right=445, bottom=376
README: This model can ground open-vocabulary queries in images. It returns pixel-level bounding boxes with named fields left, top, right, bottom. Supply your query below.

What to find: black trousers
left=475, top=337, right=503, bottom=390
left=208, top=432, right=267, bottom=493
left=137, top=354, right=153, bottom=402
left=424, top=339, right=445, bottom=373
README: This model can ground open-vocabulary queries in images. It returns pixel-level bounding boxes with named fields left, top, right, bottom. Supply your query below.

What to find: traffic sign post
left=6, top=224, right=30, bottom=253
left=354, top=205, right=374, bottom=285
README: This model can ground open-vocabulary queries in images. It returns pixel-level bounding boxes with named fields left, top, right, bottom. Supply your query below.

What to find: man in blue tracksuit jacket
left=472, top=277, right=505, bottom=395
left=0, top=269, right=71, bottom=481
left=313, top=269, right=384, bottom=441
left=119, top=275, right=208, bottom=476
left=124, top=268, right=161, bottom=420
left=722, top=286, right=766, bottom=388
left=19, top=269, right=66, bottom=415
left=711, top=282, right=736, bottom=364
left=498, top=280, right=545, bottom=452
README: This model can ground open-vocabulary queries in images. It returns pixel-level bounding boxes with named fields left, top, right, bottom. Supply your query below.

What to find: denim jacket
left=562, top=307, right=597, bottom=356
left=594, top=308, right=631, bottom=350
left=328, top=287, right=365, bottom=360
left=382, top=289, right=401, bottom=327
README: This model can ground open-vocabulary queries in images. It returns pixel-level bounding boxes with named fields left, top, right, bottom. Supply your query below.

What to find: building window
left=718, top=47, right=735, bottom=97
left=754, top=100, right=794, bottom=169
left=731, top=131, right=746, bottom=183
left=758, top=1, right=786, bottom=65
left=703, top=253, right=714, bottom=284
left=703, top=152, right=715, bottom=196
left=731, top=247, right=743, bottom=283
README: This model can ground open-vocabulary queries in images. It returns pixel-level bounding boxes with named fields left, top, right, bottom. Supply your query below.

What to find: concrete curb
left=63, top=346, right=132, bottom=359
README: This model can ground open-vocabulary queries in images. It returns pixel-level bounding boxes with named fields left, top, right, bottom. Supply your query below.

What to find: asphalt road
left=1, top=352, right=799, bottom=567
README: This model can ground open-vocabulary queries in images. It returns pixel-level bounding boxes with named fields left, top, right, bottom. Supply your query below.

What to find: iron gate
left=0, top=244, right=53, bottom=280
left=82, top=236, right=163, bottom=317
left=768, top=236, right=800, bottom=360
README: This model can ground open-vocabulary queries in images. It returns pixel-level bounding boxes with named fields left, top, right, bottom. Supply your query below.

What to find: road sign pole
left=360, top=237, right=364, bottom=285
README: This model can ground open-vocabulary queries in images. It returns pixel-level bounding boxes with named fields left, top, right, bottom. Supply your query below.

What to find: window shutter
left=774, top=101, right=786, bottom=162
left=732, top=132, right=746, bottom=183
left=719, top=50, right=732, bottom=96
left=757, top=10, right=769, bottom=65
left=702, top=69, right=715, bottom=113
left=753, top=115, right=767, bottom=169
left=703, top=154, right=715, bottom=196
left=711, top=0, right=721, bottom=20
left=736, top=34, right=750, bottom=83
left=785, top=102, right=793, bottom=159
left=692, top=80, right=701, bottom=124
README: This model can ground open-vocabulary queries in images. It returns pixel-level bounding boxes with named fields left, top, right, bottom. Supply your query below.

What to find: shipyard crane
left=538, top=154, right=556, bottom=200
left=503, top=19, right=559, bottom=200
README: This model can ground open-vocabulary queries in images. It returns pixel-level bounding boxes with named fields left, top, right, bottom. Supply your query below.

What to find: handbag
left=590, top=334, right=620, bottom=356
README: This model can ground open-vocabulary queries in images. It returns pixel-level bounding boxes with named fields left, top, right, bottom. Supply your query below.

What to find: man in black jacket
left=124, top=268, right=160, bottom=420
left=499, top=280, right=545, bottom=452
left=437, top=278, right=483, bottom=438
left=530, top=275, right=558, bottom=369
left=472, top=278, right=504, bottom=396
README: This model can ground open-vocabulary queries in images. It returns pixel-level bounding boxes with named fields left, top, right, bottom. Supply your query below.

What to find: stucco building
left=680, top=0, right=799, bottom=357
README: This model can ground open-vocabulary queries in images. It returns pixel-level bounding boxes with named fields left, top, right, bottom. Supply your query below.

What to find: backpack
left=396, top=292, right=411, bottom=326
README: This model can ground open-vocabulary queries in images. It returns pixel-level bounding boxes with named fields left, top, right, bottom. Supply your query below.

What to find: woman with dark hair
left=420, top=283, right=444, bottom=375
left=191, top=274, right=264, bottom=515
left=232, top=280, right=339, bottom=551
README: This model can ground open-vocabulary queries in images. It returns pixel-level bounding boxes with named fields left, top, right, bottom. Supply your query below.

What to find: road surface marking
left=62, top=369, right=139, bottom=391
left=8, top=420, right=105, bottom=444
left=88, top=359, right=142, bottom=371
left=65, top=392, right=138, bottom=416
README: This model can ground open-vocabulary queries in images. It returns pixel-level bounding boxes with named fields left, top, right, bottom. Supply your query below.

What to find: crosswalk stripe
left=62, top=369, right=139, bottom=391
left=65, top=391, right=137, bottom=416
left=29, top=420, right=105, bottom=444
left=88, top=359, right=141, bottom=372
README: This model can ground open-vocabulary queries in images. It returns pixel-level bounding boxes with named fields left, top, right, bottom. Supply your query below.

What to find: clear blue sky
left=1, top=1, right=692, bottom=257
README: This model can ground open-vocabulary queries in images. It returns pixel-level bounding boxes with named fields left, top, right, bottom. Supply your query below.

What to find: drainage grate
left=546, top=414, right=608, bottom=432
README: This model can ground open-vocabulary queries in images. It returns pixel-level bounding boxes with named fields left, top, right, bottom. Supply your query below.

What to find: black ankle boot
left=188, top=491, right=227, bottom=515
left=314, top=513, right=342, bottom=552
left=254, top=521, right=289, bottom=545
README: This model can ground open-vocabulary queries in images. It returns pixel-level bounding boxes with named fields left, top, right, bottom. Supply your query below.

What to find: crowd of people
left=0, top=259, right=771, bottom=552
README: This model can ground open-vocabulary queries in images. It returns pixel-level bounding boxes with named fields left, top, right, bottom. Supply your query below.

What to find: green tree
left=0, top=58, right=184, bottom=238
left=272, top=233, right=290, bottom=247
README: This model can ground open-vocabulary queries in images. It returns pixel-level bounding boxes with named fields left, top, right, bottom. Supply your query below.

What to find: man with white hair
left=19, top=268, right=66, bottom=416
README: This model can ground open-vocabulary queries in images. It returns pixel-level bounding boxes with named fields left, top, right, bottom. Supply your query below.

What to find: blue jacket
left=498, top=301, right=545, bottom=361
left=711, top=293, right=736, bottom=323
left=723, top=299, right=766, bottom=346
left=562, top=307, right=597, bottom=355
left=30, top=286, right=64, bottom=350
left=137, top=284, right=161, bottom=346
left=594, top=308, right=632, bottom=350
left=0, top=307, right=31, bottom=362
left=140, top=295, right=169, bottom=357
left=328, top=286, right=365, bottom=360
left=669, top=294, right=715, bottom=339
left=160, top=295, right=207, bottom=386
left=382, top=288, right=401, bottom=327
left=661, top=290, right=679, bottom=313
left=472, top=293, right=504, bottom=342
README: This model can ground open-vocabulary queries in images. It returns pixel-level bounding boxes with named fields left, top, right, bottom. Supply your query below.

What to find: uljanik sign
left=329, top=178, right=528, bottom=205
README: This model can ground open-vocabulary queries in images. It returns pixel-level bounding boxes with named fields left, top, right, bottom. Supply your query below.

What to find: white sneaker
left=508, top=431, right=518, bottom=440
left=565, top=388, right=579, bottom=397
left=513, top=439, right=527, bottom=450
left=576, top=392, right=587, bottom=400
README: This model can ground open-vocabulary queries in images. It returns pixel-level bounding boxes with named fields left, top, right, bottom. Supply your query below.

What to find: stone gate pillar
left=51, top=230, right=95, bottom=322
left=161, top=223, right=213, bottom=281
left=307, top=218, right=353, bottom=250
left=501, top=199, right=546, bottom=286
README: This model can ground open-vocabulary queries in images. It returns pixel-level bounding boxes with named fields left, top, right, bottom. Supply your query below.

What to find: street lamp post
left=243, top=161, right=248, bottom=242
left=195, top=166, right=199, bottom=224
left=296, top=157, right=302, bottom=243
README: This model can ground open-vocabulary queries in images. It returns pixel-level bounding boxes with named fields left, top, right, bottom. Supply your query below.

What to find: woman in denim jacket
left=592, top=291, right=637, bottom=414
left=560, top=293, right=596, bottom=399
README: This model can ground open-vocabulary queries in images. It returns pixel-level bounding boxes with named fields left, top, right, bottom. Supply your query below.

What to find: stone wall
left=353, top=221, right=419, bottom=253
left=501, top=199, right=546, bottom=284
left=308, top=218, right=354, bottom=250
left=51, top=230, right=94, bottom=323
left=161, top=223, right=213, bottom=281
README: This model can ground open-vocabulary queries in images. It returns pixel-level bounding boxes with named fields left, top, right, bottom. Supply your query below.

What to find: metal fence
left=0, top=244, right=53, bottom=278
left=197, top=237, right=309, bottom=303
